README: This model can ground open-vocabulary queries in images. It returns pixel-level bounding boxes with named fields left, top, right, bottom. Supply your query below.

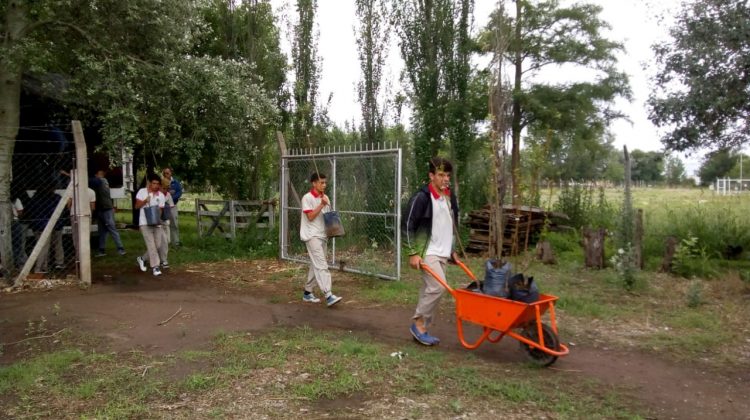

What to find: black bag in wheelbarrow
left=507, top=273, right=540, bottom=303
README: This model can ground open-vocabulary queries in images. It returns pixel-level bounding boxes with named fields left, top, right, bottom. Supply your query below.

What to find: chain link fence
left=280, top=145, right=402, bottom=279
left=9, top=134, right=81, bottom=281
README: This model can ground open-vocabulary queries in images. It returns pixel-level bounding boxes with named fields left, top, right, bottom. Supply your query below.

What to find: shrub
left=672, top=235, right=719, bottom=279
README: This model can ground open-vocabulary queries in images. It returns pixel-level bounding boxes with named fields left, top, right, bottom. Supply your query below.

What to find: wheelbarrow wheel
left=519, top=323, right=560, bottom=367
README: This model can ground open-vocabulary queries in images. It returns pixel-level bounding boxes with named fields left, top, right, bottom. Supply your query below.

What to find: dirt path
left=1, top=273, right=748, bottom=420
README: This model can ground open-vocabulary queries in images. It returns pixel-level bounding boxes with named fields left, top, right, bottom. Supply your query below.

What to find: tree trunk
left=535, top=240, right=556, bottom=265
left=0, top=1, right=27, bottom=281
left=583, top=227, right=606, bottom=269
left=660, top=236, right=679, bottom=273
left=633, top=208, right=644, bottom=269
left=510, top=0, right=523, bottom=206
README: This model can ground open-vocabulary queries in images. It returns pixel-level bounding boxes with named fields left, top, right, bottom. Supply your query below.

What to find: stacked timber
left=465, top=205, right=570, bottom=256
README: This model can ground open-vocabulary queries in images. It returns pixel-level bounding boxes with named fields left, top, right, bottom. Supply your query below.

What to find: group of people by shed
left=5, top=166, right=183, bottom=280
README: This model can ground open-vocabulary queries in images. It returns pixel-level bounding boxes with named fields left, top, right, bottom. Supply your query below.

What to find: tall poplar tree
left=291, top=0, right=321, bottom=147
left=355, top=0, right=389, bottom=144
left=392, top=0, right=476, bottom=183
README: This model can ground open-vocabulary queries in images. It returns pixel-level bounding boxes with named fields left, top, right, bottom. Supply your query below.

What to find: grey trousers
left=140, top=225, right=163, bottom=269
left=413, top=255, right=447, bottom=327
left=142, top=224, right=169, bottom=265
left=169, top=207, right=180, bottom=245
left=304, top=237, right=332, bottom=296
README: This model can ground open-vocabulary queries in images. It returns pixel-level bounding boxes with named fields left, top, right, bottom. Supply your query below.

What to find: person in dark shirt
left=89, top=169, right=126, bottom=257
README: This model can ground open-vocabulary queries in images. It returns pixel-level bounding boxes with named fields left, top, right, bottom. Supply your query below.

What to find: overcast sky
left=272, top=0, right=700, bottom=173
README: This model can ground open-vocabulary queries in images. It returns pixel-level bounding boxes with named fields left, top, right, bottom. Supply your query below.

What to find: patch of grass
left=0, top=327, right=646, bottom=419
left=0, top=349, right=83, bottom=393
left=181, top=373, right=218, bottom=391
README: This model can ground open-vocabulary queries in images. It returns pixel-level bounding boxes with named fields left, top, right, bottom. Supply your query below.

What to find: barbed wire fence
left=280, top=144, right=403, bottom=280
left=8, top=121, right=91, bottom=287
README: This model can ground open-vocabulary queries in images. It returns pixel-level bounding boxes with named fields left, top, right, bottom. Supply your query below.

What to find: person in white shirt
left=134, top=174, right=166, bottom=276
left=136, top=179, right=172, bottom=272
left=299, top=172, right=343, bottom=307
left=402, top=157, right=459, bottom=346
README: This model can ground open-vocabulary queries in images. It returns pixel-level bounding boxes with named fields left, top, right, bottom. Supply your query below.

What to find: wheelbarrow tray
left=419, top=261, right=569, bottom=359
left=451, top=289, right=569, bottom=357
left=453, top=289, right=557, bottom=332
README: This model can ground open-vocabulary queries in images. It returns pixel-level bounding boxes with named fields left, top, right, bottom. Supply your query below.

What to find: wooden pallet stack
left=465, top=205, right=570, bottom=256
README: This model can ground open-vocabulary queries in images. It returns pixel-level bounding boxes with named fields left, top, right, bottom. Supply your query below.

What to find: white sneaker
left=152, top=267, right=162, bottom=277
left=302, top=292, right=321, bottom=303
left=325, top=294, right=343, bottom=307
left=136, top=256, right=147, bottom=272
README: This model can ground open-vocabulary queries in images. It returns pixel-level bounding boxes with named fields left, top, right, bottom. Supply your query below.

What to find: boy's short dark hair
left=148, top=173, right=162, bottom=183
left=310, top=172, right=327, bottom=183
left=429, top=157, right=453, bottom=174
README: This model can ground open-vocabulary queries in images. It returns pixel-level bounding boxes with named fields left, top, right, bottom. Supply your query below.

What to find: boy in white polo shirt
left=402, top=157, right=459, bottom=346
left=300, top=172, right=343, bottom=307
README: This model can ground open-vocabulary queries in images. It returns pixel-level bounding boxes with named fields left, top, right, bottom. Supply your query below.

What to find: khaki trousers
left=304, top=237, right=332, bottom=296
left=413, top=255, right=447, bottom=327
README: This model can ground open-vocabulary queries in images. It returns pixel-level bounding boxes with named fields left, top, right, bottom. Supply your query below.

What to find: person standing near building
left=402, top=157, right=459, bottom=346
left=161, top=167, right=182, bottom=246
left=90, top=169, right=125, bottom=257
left=135, top=174, right=165, bottom=276
left=300, top=172, right=342, bottom=307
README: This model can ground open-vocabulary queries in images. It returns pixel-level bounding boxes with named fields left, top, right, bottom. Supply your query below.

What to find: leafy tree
left=0, top=0, right=278, bottom=271
left=291, top=0, right=321, bottom=148
left=663, top=155, right=687, bottom=186
left=355, top=0, right=389, bottom=144
left=629, top=150, right=664, bottom=183
left=483, top=0, right=630, bottom=204
left=726, top=153, right=750, bottom=179
left=698, top=148, right=738, bottom=185
left=392, top=0, right=478, bottom=188
left=601, top=147, right=625, bottom=183
left=191, top=0, right=288, bottom=199
left=648, top=0, right=750, bottom=152
left=525, top=126, right=618, bottom=182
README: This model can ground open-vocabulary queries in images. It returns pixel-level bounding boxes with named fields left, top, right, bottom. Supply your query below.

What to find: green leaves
left=649, top=0, right=750, bottom=152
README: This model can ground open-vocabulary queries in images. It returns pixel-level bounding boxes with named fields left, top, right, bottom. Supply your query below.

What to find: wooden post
left=72, top=121, right=91, bottom=287
left=660, top=236, right=679, bottom=273
left=195, top=198, right=201, bottom=237
left=229, top=200, right=236, bottom=239
left=14, top=182, right=72, bottom=287
left=634, top=208, right=644, bottom=270
left=583, top=227, right=606, bottom=269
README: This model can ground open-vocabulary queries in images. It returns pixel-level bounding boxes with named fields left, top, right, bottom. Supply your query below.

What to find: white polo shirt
left=425, top=184, right=453, bottom=258
left=300, top=189, right=329, bottom=242
left=135, top=188, right=165, bottom=226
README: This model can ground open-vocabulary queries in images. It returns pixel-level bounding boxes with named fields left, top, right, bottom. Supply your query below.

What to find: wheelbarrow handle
left=419, top=263, right=456, bottom=296
left=452, top=259, right=477, bottom=282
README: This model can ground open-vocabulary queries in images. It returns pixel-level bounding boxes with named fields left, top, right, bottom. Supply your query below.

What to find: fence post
left=229, top=200, right=236, bottom=239
left=14, top=182, right=72, bottom=287
left=72, top=121, right=91, bottom=287
left=195, top=198, right=201, bottom=237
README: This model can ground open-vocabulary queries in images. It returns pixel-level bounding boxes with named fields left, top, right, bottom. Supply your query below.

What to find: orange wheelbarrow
left=421, top=261, right=569, bottom=367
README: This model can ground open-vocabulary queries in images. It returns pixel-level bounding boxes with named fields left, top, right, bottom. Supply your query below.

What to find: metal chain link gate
left=280, top=144, right=402, bottom=280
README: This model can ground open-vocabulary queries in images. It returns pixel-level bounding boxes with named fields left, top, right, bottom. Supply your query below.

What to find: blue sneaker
left=325, top=294, right=343, bottom=307
left=410, top=324, right=440, bottom=346
left=302, top=293, right=320, bottom=303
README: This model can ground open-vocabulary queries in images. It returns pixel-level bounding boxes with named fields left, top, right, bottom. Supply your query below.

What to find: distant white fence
left=714, top=178, right=750, bottom=195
